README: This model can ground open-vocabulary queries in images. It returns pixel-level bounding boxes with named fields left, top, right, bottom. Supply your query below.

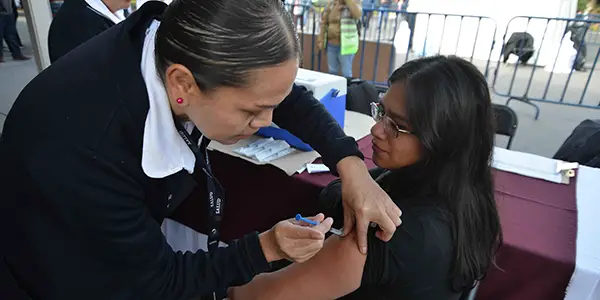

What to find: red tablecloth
left=171, top=136, right=577, bottom=300
left=477, top=170, right=577, bottom=300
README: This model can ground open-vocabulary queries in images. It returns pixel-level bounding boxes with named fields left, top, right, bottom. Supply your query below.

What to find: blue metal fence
left=491, top=16, right=600, bottom=119
left=285, top=4, right=496, bottom=86
left=285, top=4, right=600, bottom=117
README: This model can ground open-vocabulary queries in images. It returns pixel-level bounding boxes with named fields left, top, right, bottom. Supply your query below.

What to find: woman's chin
left=372, top=152, right=385, bottom=168
left=218, top=138, right=241, bottom=145
left=372, top=159, right=382, bottom=168
left=218, top=135, right=251, bottom=145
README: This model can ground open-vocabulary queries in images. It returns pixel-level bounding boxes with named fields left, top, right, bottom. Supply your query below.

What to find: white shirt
left=140, top=20, right=198, bottom=179
left=85, top=0, right=126, bottom=25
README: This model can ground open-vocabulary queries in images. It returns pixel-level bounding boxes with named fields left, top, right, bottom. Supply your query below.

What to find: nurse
left=48, top=0, right=131, bottom=62
left=0, top=0, right=401, bottom=299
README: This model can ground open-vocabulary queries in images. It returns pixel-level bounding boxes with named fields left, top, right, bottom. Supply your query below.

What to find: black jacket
left=502, top=32, right=535, bottom=64
left=48, top=0, right=115, bottom=63
left=554, top=119, right=600, bottom=168
left=0, top=3, right=361, bottom=300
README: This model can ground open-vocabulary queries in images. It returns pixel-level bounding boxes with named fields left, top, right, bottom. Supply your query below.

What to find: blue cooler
left=256, top=69, right=347, bottom=151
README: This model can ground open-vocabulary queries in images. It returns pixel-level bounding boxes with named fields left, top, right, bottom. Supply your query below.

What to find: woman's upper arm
left=232, top=233, right=366, bottom=300
left=231, top=210, right=433, bottom=300
left=321, top=4, right=329, bottom=24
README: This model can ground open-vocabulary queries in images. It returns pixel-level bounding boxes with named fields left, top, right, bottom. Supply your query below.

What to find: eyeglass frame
left=370, top=102, right=411, bottom=138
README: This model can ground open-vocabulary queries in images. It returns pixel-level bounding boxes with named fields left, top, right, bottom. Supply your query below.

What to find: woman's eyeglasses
left=370, top=102, right=411, bottom=138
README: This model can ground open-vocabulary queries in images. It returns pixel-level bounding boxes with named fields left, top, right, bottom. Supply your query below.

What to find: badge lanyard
left=173, top=121, right=224, bottom=253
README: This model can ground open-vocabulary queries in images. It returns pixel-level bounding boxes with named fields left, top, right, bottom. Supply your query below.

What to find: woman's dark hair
left=388, top=55, right=502, bottom=292
left=155, top=0, right=300, bottom=91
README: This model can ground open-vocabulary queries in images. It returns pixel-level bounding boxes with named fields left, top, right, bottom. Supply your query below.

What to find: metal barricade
left=358, top=9, right=496, bottom=85
left=287, top=4, right=497, bottom=88
left=491, top=16, right=600, bottom=119
left=385, top=10, right=497, bottom=78
left=288, top=5, right=600, bottom=119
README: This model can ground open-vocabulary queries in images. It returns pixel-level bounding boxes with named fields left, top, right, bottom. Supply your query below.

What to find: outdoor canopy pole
left=22, top=0, right=52, bottom=71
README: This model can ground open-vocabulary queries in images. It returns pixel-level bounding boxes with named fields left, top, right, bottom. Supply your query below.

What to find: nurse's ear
left=164, top=63, right=203, bottom=108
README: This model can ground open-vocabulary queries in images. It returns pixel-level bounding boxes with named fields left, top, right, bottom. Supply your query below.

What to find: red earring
left=176, top=98, right=183, bottom=104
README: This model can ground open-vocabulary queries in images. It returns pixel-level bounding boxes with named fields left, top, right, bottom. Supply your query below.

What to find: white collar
left=140, top=20, right=197, bottom=178
left=85, top=0, right=126, bottom=25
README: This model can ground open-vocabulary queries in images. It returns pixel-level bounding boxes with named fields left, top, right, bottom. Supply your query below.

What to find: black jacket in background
left=502, top=32, right=535, bottom=64
left=48, top=0, right=115, bottom=63
left=0, top=2, right=361, bottom=300
left=554, top=119, right=600, bottom=168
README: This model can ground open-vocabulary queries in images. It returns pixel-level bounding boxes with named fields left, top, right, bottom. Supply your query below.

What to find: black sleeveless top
left=319, top=167, right=462, bottom=300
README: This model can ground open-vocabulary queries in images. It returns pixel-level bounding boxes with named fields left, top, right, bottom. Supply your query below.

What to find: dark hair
left=155, top=0, right=300, bottom=91
left=388, top=56, right=502, bottom=292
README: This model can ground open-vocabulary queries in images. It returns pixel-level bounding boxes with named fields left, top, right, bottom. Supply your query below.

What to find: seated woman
left=229, top=55, right=503, bottom=300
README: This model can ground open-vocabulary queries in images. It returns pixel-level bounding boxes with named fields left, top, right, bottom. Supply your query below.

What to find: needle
left=295, top=214, right=343, bottom=236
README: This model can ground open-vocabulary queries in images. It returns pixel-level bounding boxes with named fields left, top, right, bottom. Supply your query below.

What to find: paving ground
left=1, top=17, right=599, bottom=159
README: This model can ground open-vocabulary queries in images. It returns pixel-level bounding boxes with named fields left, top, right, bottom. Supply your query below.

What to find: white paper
left=307, top=163, right=330, bottom=173
left=209, top=136, right=321, bottom=176
left=492, top=147, right=573, bottom=184
left=208, top=111, right=375, bottom=176
left=233, top=137, right=274, bottom=156
left=255, top=141, right=290, bottom=161
left=344, top=111, right=376, bottom=141
left=263, top=147, right=296, bottom=162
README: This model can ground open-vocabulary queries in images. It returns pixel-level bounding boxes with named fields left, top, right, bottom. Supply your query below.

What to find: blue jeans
left=326, top=43, right=355, bottom=78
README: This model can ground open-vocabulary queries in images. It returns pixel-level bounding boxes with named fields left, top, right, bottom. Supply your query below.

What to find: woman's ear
left=165, top=64, right=201, bottom=103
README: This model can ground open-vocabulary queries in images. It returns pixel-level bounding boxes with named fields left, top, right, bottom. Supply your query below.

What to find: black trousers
left=12, top=0, right=22, bottom=46
left=0, top=13, right=23, bottom=58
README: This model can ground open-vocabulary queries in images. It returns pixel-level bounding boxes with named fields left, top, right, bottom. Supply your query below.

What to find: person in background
left=400, top=0, right=408, bottom=12
left=0, top=0, right=29, bottom=62
left=48, top=0, right=131, bottom=62
left=317, top=0, right=361, bottom=78
left=377, top=0, right=390, bottom=28
left=0, top=0, right=21, bottom=53
left=361, top=0, right=375, bottom=28
left=229, top=56, right=503, bottom=300
left=11, top=0, right=21, bottom=47
left=285, top=0, right=306, bottom=29
left=302, top=0, right=312, bottom=29
left=401, top=0, right=415, bottom=51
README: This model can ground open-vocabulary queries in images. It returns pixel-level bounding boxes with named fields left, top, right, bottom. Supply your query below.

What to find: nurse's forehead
left=244, top=61, right=298, bottom=104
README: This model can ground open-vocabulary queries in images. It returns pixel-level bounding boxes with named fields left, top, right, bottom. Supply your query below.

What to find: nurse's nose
left=249, top=110, right=274, bottom=129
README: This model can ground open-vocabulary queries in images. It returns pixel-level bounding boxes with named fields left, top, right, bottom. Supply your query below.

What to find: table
left=170, top=136, right=580, bottom=300
left=477, top=169, right=577, bottom=300
left=170, top=137, right=375, bottom=240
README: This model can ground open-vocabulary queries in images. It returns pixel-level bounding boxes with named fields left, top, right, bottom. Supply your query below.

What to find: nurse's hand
left=337, top=156, right=402, bottom=255
left=259, top=213, right=333, bottom=263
